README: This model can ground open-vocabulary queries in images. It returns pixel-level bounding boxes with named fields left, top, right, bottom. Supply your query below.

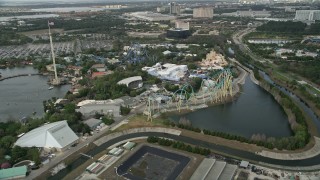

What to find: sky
left=0, top=0, right=122, bottom=6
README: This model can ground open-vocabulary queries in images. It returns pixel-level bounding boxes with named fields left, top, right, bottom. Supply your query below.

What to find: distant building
left=170, top=2, right=181, bottom=15
left=91, top=72, right=107, bottom=78
left=117, top=76, right=143, bottom=89
left=128, top=12, right=176, bottom=21
left=157, top=6, right=167, bottom=13
left=14, top=121, right=79, bottom=152
left=91, top=71, right=113, bottom=78
left=175, top=20, right=190, bottom=30
left=127, top=32, right=163, bottom=38
left=91, top=64, right=106, bottom=72
left=167, top=29, right=191, bottom=39
left=17, top=20, right=26, bottom=26
left=0, top=166, right=27, bottom=180
left=193, top=7, right=214, bottom=18
left=222, top=9, right=271, bottom=18
left=295, top=10, right=320, bottom=21
left=67, top=66, right=82, bottom=76
left=303, top=36, right=320, bottom=44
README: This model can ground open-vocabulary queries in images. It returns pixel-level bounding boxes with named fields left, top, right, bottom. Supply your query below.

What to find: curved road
left=50, top=131, right=320, bottom=179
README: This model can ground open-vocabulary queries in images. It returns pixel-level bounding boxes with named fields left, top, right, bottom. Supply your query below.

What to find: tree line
left=147, top=136, right=211, bottom=156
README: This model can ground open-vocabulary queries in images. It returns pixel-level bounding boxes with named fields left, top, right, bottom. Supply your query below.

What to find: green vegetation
left=120, top=106, right=131, bottom=116
left=43, top=100, right=91, bottom=134
left=256, top=21, right=307, bottom=33
left=0, top=121, right=41, bottom=165
left=0, top=14, right=126, bottom=46
left=0, top=97, right=93, bottom=165
left=147, top=136, right=211, bottom=156
left=0, top=30, right=32, bottom=46
left=94, top=113, right=115, bottom=125
left=185, top=35, right=227, bottom=48
left=259, top=79, right=310, bottom=150
left=17, top=14, right=126, bottom=34
left=102, top=117, right=115, bottom=125
left=71, top=65, right=159, bottom=101
left=277, top=61, right=320, bottom=85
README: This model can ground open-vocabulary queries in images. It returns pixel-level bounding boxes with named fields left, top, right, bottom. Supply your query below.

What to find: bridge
left=0, top=73, right=42, bottom=81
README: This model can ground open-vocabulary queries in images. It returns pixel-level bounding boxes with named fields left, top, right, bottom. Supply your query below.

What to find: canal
left=0, top=66, right=70, bottom=122
left=260, top=71, right=320, bottom=134
left=170, top=76, right=293, bottom=138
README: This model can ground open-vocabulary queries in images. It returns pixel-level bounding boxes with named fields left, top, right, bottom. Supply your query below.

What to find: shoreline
left=159, top=65, right=247, bottom=117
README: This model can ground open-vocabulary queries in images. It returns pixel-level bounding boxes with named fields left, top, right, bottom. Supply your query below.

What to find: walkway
left=65, top=132, right=320, bottom=173
left=0, top=73, right=41, bottom=81
left=257, top=136, right=320, bottom=160
left=230, top=58, right=259, bottom=85
left=94, top=127, right=181, bottom=146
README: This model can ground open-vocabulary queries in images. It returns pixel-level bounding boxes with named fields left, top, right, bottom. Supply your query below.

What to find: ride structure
left=122, top=43, right=150, bottom=64
left=144, top=68, right=233, bottom=121
left=144, top=96, right=161, bottom=121
left=48, top=21, right=60, bottom=86
left=167, top=83, right=197, bottom=112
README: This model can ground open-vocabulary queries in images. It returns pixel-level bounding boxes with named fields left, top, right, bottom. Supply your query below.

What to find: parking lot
left=0, top=32, right=115, bottom=59
left=0, top=42, right=74, bottom=59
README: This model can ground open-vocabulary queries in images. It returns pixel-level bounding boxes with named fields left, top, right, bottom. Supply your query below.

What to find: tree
left=27, top=148, right=41, bottom=165
left=0, top=136, right=16, bottom=149
left=11, top=146, right=27, bottom=162
left=189, top=77, right=202, bottom=92
left=187, top=63, right=198, bottom=70
left=64, top=103, right=76, bottom=114
left=120, top=106, right=131, bottom=115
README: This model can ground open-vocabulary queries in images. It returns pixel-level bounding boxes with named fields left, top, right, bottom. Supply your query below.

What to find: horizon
left=1, top=0, right=221, bottom=7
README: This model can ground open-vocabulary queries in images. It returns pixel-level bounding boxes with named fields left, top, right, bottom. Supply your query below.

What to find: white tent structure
left=15, top=120, right=79, bottom=152
left=142, top=63, right=188, bottom=81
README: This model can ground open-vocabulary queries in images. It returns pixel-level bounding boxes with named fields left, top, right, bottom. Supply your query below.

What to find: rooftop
left=91, top=64, right=105, bottom=68
left=240, top=160, right=249, bottom=168
left=14, top=120, right=78, bottom=149
left=117, top=76, right=142, bottom=86
left=0, top=166, right=27, bottom=179
left=84, top=118, right=102, bottom=128
left=123, top=141, right=136, bottom=150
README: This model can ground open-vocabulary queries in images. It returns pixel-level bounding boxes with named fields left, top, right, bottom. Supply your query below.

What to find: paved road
left=232, top=26, right=320, bottom=99
left=50, top=131, right=320, bottom=180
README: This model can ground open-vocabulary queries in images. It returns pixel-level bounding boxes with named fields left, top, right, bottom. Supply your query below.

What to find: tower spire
left=48, top=21, right=60, bottom=85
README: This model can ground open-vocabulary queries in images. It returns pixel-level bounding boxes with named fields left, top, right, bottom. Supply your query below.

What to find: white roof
left=240, top=160, right=249, bottom=168
left=163, top=50, right=172, bottom=55
left=77, top=100, right=96, bottom=107
left=15, top=120, right=78, bottom=149
left=117, top=76, right=142, bottom=86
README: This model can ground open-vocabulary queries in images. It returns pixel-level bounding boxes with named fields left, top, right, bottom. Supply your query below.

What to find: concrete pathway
left=257, top=136, right=320, bottom=160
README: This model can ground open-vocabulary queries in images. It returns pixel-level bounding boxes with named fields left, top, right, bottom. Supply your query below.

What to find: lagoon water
left=0, top=66, right=70, bottom=122
left=170, top=76, right=293, bottom=138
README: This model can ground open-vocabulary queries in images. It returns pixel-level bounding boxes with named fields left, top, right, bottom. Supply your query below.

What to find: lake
left=170, top=76, right=293, bottom=138
left=0, top=66, right=70, bottom=122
